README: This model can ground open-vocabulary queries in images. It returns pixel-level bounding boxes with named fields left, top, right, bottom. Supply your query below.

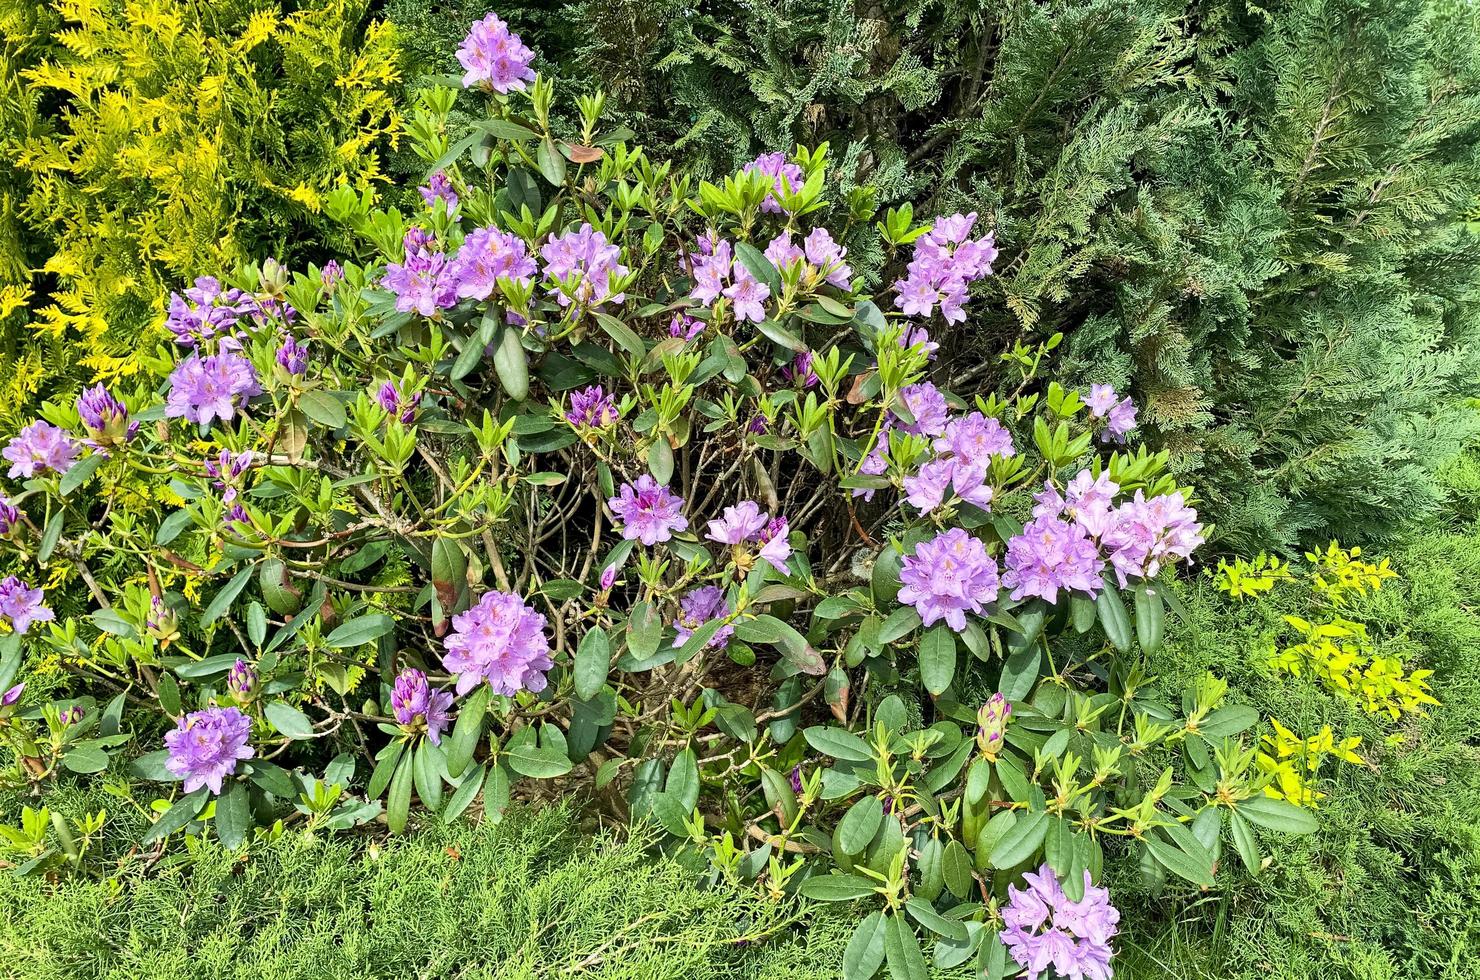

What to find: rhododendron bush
left=0, top=16, right=1336, bottom=980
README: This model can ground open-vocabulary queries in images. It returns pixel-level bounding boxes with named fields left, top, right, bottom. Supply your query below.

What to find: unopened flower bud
left=227, top=659, right=258, bottom=700
left=976, top=692, right=1012, bottom=759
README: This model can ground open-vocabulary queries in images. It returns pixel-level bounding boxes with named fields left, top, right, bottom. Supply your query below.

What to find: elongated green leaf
left=264, top=700, right=313, bottom=739
left=1229, top=810, right=1262, bottom=873
left=214, top=780, right=250, bottom=849
left=444, top=685, right=489, bottom=778
left=1237, top=795, right=1320, bottom=834
left=838, top=795, right=885, bottom=854
left=804, top=726, right=874, bottom=763
left=200, top=565, right=254, bottom=626
left=59, top=452, right=105, bottom=497
left=1095, top=585, right=1133, bottom=653
left=367, top=740, right=405, bottom=799
left=593, top=311, right=646, bottom=357
left=883, top=913, right=929, bottom=980
left=843, top=910, right=887, bottom=980
left=141, top=787, right=209, bottom=844
left=387, top=753, right=414, bottom=833
left=443, top=763, right=486, bottom=824
left=989, top=809, right=1049, bottom=869
left=1134, top=581, right=1165, bottom=654
left=919, top=625, right=956, bottom=695
left=298, top=390, right=347, bottom=429
left=325, top=614, right=394, bottom=648
left=1144, top=830, right=1215, bottom=886
left=799, top=873, right=878, bottom=901
left=904, top=898, right=968, bottom=941
left=573, top=626, right=610, bottom=700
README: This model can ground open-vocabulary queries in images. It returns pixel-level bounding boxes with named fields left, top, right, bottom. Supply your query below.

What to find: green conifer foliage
left=514, top=0, right=1480, bottom=551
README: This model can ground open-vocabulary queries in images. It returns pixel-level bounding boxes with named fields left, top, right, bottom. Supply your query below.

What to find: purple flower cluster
left=165, top=352, right=262, bottom=426
left=893, top=212, right=998, bottom=324
left=451, top=226, right=537, bottom=301
left=163, top=706, right=255, bottom=795
left=609, top=475, right=688, bottom=545
left=1085, top=384, right=1138, bottom=442
left=0, top=577, right=53, bottom=634
left=276, top=334, right=309, bottom=377
left=383, top=230, right=459, bottom=316
left=165, top=276, right=254, bottom=348
left=781, top=351, right=818, bottom=388
left=457, top=13, right=536, bottom=92
left=763, top=229, right=852, bottom=290
left=897, top=528, right=1000, bottom=631
left=903, top=411, right=1016, bottom=515
left=3, top=421, right=77, bottom=478
left=855, top=382, right=952, bottom=499
left=377, top=381, right=421, bottom=423
left=899, top=325, right=940, bottom=360
left=669, top=313, right=704, bottom=341
left=706, top=500, right=793, bottom=573
left=442, top=590, right=552, bottom=696
left=1005, top=466, right=1204, bottom=601
left=391, top=668, right=455, bottom=743
left=419, top=171, right=459, bottom=213
left=742, top=152, right=804, bottom=213
left=689, top=234, right=770, bottom=324
left=76, top=384, right=136, bottom=448
left=567, top=384, right=619, bottom=429
left=673, top=586, right=734, bottom=651
left=1001, top=864, right=1120, bottom=980
left=542, top=224, right=628, bottom=309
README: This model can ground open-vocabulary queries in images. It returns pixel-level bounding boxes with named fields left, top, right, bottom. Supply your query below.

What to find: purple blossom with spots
left=707, top=500, right=769, bottom=545
left=383, top=231, right=459, bottom=316
left=782, top=351, right=819, bottom=388
left=451, top=226, right=537, bottom=301
left=673, top=586, right=734, bottom=651
left=457, top=13, right=536, bottom=92
left=935, top=412, right=1014, bottom=467
left=897, top=528, right=1001, bottom=631
left=902, top=456, right=993, bottom=515
left=763, top=230, right=852, bottom=290
left=0, top=577, right=52, bottom=635
left=1001, top=864, right=1119, bottom=980
left=896, top=382, right=950, bottom=437
left=688, top=236, right=770, bottom=323
left=419, top=171, right=459, bottom=212
left=377, top=382, right=421, bottom=423
left=76, top=384, right=136, bottom=448
left=1002, top=516, right=1105, bottom=603
left=391, top=668, right=455, bottom=744
left=1086, top=385, right=1138, bottom=442
left=893, top=212, right=998, bottom=324
left=1085, top=384, right=1118, bottom=417
left=0, top=496, right=18, bottom=535
left=742, top=152, right=804, bottom=214
left=567, top=384, right=619, bottom=429
left=1102, top=490, right=1204, bottom=585
left=165, top=353, right=262, bottom=426
left=724, top=274, right=770, bottom=323
left=443, top=591, right=552, bottom=696
left=163, top=706, right=255, bottom=795
left=542, top=224, right=628, bottom=308
left=276, top=335, right=308, bottom=377
left=608, top=475, right=688, bottom=545
left=4, top=421, right=78, bottom=478
left=670, top=313, right=704, bottom=341
left=165, top=276, right=254, bottom=348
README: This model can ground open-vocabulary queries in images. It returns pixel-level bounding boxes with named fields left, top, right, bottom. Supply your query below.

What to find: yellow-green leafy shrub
left=0, top=0, right=401, bottom=427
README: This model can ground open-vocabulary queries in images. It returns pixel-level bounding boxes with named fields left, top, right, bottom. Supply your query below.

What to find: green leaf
left=325, top=614, right=394, bottom=648
left=989, top=809, right=1049, bottom=869
left=37, top=510, right=63, bottom=564
left=444, top=685, right=489, bottom=778
left=214, top=780, right=250, bottom=849
left=593, top=311, right=646, bottom=357
left=1134, top=581, right=1165, bottom=654
left=264, top=700, right=313, bottom=739
left=573, top=626, right=610, bottom=701
left=59, top=452, right=105, bottom=497
left=61, top=745, right=109, bottom=774
left=838, top=795, right=885, bottom=854
left=492, top=326, right=530, bottom=401
left=904, top=898, right=968, bottom=941
left=1095, top=585, right=1133, bottom=653
left=141, top=787, right=209, bottom=844
left=943, top=840, right=974, bottom=898
left=883, top=913, right=929, bottom=980
left=997, top=647, right=1041, bottom=702
left=443, top=763, right=486, bottom=824
left=666, top=748, right=701, bottom=811
left=413, top=739, right=444, bottom=812
left=505, top=737, right=574, bottom=778
left=843, top=910, right=888, bottom=980
left=918, top=625, right=956, bottom=695
left=298, top=391, right=347, bottom=429
left=1237, top=795, right=1320, bottom=834
left=200, top=565, right=254, bottom=626
left=536, top=137, right=567, bottom=185
left=245, top=760, right=297, bottom=798
left=1144, top=830, right=1215, bottom=886
left=798, top=873, right=878, bottom=901
left=367, top=740, right=405, bottom=799
left=1229, top=810, right=1262, bottom=873
left=472, top=117, right=540, bottom=141
left=387, top=753, right=414, bottom=833
left=803, top=725, right=874, bottom=763
left=626, top=601, right=663, bottom=659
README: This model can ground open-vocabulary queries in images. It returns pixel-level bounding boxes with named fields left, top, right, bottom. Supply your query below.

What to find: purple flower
left=391, top=668, right=455, bottom=744
left=567, top=384, right=619, bottom=429
left=450, top=226, right=537, bottom=301
left=419, top=171, right=460, bottom=213
left=442, top=591, right=552, bottom=696
left=276, top=335, right=308, bottom=377
left=165, top=276, right=254, bottom=349
left=897, top=382, right=950, bottom=437
left=899, top=325, right=940, bottom=360
left=764, top=232, right=803, bottom=269
left=756, top=517, right=793, bottom=574
left=165, top=353, right=262, bottom=426
left=163, top=706, right=255, bottom=795
left=542, top=224, right=628, bottom=309
left=852, top=429, right=891, bottom=501
left=723, top=274, right=770, bottom=324
left=0, top=496, right=18, bottom=535
left=1106, top=397, right=1138, bottom=441
left=377, top=382, right=421, bottom=423
left=1102, top=491, right=1204, bottom=585
left=902, top=457, right=994, bottom=515
left=1085, top=384, right=1118, bottom=417
left=599, top=564, right=618, bottom=591
left=935, top=412, right=1014, bottom=466
left=3, top=421, right=78, bottom=478
left=688, top=236, right=769, bottom=322
left=897, top=528, right=1001, bottom=632
left=1085, top=385, right=1138, bottom=442
left=1001, top=864, right=1119, bottom=980
left=803, top=229, right=852, bottom=289
left=321, top=261, right=344, bottom=288
left=706, top=501, right=769, bottom=545
left=227, top=659, right=257, bottom=700
left=608, top=475, right=688, bottom=545
left=789, top=765, right=804, bottom=794
left=782, top=351, right=819, bottom=388
left=670, top=313, right=704, bottom=341
left=1002, top=517, right=1105, bottom=603
left=226, top=504, right=251, bottom=527
left=742, top=152, right=804, bottom=214
left=384, top=231, right=459, bottom=316
left=457, top=13, right=536, bottom=92
left=1034, top=470, right=1121, bottom=540
left=1, top=683, right=23, bottom=707
left=892, top=212, right=998, bottom=324
left=76, top=384, right=136, bottom=448
left=673, top=586, right=734, bottom=650
left=746, top=414, right=769, bottom=436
